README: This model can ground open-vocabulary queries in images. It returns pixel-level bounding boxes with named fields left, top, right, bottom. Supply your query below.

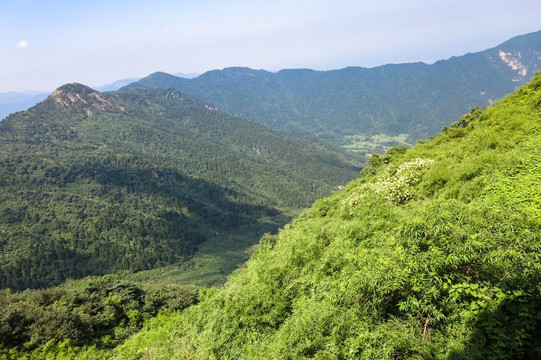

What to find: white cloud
left=17, top=40, right=29, bottom=48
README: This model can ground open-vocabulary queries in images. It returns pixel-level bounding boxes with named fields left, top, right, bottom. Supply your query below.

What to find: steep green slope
left=122, top=30, right=541, bottom=153
left=0, top=84, right=359, bottom=290
left=115, top=74, right=541, bottom=359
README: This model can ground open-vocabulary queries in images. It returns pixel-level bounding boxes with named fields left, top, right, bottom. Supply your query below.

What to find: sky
left=1, top=0, right=541, bottom=93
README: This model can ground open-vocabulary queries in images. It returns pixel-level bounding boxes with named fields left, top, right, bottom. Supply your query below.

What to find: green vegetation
left=0, top=84, right=359, bottom=291
left=122, top=31, right=541, bottom=155
left=111, top=74, right=541, bottom=359
left=2, top=57, right=540, bottom=359
left=342, top=133, right=411, bottom=156
left=0, top=275, right=198, bottom=359
left=123, top=217, right=290, bottom=287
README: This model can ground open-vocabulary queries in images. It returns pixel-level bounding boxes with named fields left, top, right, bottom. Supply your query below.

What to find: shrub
left=375, top=158, right=434, bottom=203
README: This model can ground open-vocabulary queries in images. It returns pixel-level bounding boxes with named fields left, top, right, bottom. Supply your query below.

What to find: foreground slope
left=0, top=84, right=359, bottom=290
left=123, top=30, right=541, bottom=151
left=116, top=75, right=541, bottom=359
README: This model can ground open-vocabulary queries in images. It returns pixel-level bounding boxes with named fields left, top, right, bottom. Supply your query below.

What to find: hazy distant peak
left=174, top=72, right=200, bottom=79
left=147, top=71, right=176, bottom=78
left=95, top=77, right=141, bottom=92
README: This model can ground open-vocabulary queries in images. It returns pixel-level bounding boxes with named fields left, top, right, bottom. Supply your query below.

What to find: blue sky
left=2, top=0, right=540, bottom=92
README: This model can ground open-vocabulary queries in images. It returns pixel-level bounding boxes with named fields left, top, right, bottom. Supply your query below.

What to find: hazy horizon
left=2, top=0, right=541, bottom=93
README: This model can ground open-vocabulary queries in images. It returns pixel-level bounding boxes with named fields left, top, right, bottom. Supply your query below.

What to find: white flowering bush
left=344, top=183, right=375, bottom=215
left=344, top=158, right=434, bottom=215
left=375, top=158, right=434, bottom=203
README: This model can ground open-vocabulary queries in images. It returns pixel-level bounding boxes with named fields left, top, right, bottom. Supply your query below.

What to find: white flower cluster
left=375, top=158, right=434, bottom=203
left=345, top=183, right=374, bottom=214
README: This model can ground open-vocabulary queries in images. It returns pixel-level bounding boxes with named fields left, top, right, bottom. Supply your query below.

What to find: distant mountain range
left=122, top=30, right=541, bottom=152
left=0, top=83, right=358, bottom=290
left=95, top=77, right=141, bottom=92
left=3, top=31, right=540, bottom=154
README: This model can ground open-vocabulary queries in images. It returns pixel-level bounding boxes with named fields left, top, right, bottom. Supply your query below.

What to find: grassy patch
left=342, top=133, right=412, bottom=157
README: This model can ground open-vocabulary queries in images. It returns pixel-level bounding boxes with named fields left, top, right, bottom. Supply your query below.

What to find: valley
left=0, top=84, right=359, bottom=291
left=0, top=29, right=540, bottom=359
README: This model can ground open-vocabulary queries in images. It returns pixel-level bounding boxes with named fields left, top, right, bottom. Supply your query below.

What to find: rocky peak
left=50, top=83, right=126, bottom=116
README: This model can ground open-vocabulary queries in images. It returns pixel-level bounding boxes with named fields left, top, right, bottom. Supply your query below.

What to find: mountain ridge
left=121, top=30, right=541, bottom=151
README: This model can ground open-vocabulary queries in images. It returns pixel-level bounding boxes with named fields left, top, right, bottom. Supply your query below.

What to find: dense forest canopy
left=0, top=84, right=360, bottom=291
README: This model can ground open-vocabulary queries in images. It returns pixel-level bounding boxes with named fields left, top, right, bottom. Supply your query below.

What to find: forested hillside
left=123, top=30, right=541, bottom=154
left=110, top=74, right=541, bottom=359
left=0, top=84, right=359, bottom=290
left=0, top=275, right=199, bottom=358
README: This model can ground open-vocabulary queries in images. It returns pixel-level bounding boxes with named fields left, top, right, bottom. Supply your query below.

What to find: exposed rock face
left=50, top=83, right=126, bottom=115
left=498, top=50, right=528, bottom=81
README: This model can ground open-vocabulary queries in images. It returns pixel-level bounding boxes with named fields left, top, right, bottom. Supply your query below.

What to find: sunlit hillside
left=112, top=74, right=541, bottom=359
